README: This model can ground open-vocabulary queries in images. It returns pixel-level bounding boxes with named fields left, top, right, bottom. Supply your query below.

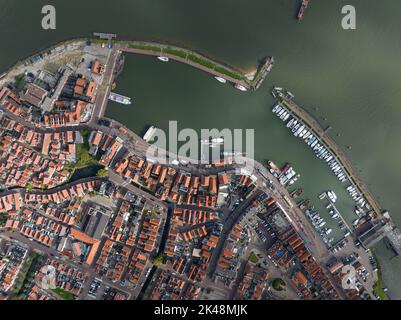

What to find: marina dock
left=272, top=88, right=383, bottom=218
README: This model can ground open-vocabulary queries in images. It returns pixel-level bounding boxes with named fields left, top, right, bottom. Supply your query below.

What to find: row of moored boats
left=304, top=207, right=334, bottom=245
left=272, top=104, right=348, bottom=183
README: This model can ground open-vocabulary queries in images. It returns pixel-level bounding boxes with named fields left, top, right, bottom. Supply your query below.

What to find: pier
left=117, top=43, right=250, bottom=90
left=93, top=32, right=117, bottom=40
left=111, top=41, right=273, bottom=91
left=273, top=88, right=383, bottom=218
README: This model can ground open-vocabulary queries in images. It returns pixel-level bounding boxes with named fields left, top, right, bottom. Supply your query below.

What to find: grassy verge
left=163, top=47, right=187, bottom=59
left=128, top=43, right=162, bottom=52
left=67, top=129, right=98, bottom=172
left=370, top=247, right=388, bottom=300
left=214, top=66, right=244, bottom=80
left=12, top=252, right=44, bottom=299
left=187, top=53, right=215, bottom=69
left=124, top=41, right=245, bottom=81
left=51, top=288, right=76, bottom=300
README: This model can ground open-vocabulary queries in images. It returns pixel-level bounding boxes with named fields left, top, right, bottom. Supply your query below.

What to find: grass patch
left=74, top=129, right=98, bottom=169
left=51, top=288, right=76, bottom=300
left=248, top=252, right=259, bottom=264
left=14, top=74, right=25, bottom=89
left=370, top=247, right=388, bottom=300
left=13, top=252, right=44, bottom=298
left=214, top=66, right=244, bottom=80
left=96, top=168, right=109, bottom=177
left=128, top=43, right=161, bottom=52
left=187, top=54, right=215, bottom=69
left=152, top=253, right=166, bottom=266
left=163, top=47, right=187, bottom=59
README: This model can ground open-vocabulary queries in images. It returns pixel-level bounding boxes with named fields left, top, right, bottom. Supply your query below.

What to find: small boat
left=157, top=56, right=169, bottom=62
left=326, top=190, right=337, bottom=203
left=235, top=84, right=248, bottom=92
left=214, top=76, right=227, bottom=84
left=211, top=137, right=224, bottom=144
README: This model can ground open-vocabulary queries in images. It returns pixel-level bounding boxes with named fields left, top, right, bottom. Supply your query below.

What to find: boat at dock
left=143, top=126, right=157, bottom=142
left=291, top=188, right=304, bottom=199
left=109, top=92, right=132, bottom=105
left=214, top=76, right=227, bottom=84
left=235, top=84, right=248, bottom=92
left=157, top=56, right=169, bottom=62
left=326, top=190, right=337, bottom=203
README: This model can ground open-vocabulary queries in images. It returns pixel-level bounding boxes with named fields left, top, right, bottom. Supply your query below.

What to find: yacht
left=214, top=76, right=227, bottom=83
left=157, top=56, right=169, bottom=62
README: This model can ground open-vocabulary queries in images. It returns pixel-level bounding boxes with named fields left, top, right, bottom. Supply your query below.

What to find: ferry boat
left=157, top=56, right=169, bottom=62
left=109, top=92, right=132, bottom=105
left=297, top=0, right=310, bottom=20
left=214, top=76, right=227, bottom=84
left=235, top=84, right=248, bottom=92
left=143, top=126, right=157, bottom=142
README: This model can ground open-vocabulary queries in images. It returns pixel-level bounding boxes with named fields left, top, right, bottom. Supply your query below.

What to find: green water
left=0, top=0, right=401, bottom=298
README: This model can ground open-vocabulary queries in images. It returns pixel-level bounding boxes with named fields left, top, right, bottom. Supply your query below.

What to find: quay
left=116, top=43, right=250, bottom=90
left=273, top=88, right=383, bottom=218
left=112, top=41, right=273, bottom=91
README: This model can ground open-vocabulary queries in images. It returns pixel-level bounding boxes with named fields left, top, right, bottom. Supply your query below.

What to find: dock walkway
left=275, top=91, right=383, bottom=218
left=116, top=44, right=250, bottom=89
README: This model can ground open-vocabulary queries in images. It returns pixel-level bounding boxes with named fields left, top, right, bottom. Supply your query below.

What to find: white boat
left=235, top=84, right=248, bottom=92
left=326, top=191, right=337, bottom=203
left=214, top=76, right=227, bottom=84
left=109, top=93, right=132, bottom=105
left=287, top=118, right=295, bottom=128
left=158, top=56, right=169, bottom=62
left=143, top=126, right=157, bottom=142
left=211, top=137, right=224, bottom=144
left=283, top=113, right=290, bottom=121
left=273, top=105, right=280, bottom=113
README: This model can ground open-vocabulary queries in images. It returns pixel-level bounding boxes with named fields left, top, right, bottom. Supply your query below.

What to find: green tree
left=96, top=168, right=109, bottom=177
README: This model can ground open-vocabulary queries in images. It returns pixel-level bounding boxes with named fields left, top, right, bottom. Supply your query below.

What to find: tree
left=96, top=168, right=109, bottom=177
left=152, top=254, right=166, bottom=266
left=272, top=278, right=286, bottom=291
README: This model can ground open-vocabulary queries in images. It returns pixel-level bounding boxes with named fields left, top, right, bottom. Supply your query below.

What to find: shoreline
left=0, top=37, right=274, bottom=92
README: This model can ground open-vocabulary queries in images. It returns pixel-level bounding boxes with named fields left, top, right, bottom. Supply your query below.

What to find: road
left=206, top=189, right=263, bottom=277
